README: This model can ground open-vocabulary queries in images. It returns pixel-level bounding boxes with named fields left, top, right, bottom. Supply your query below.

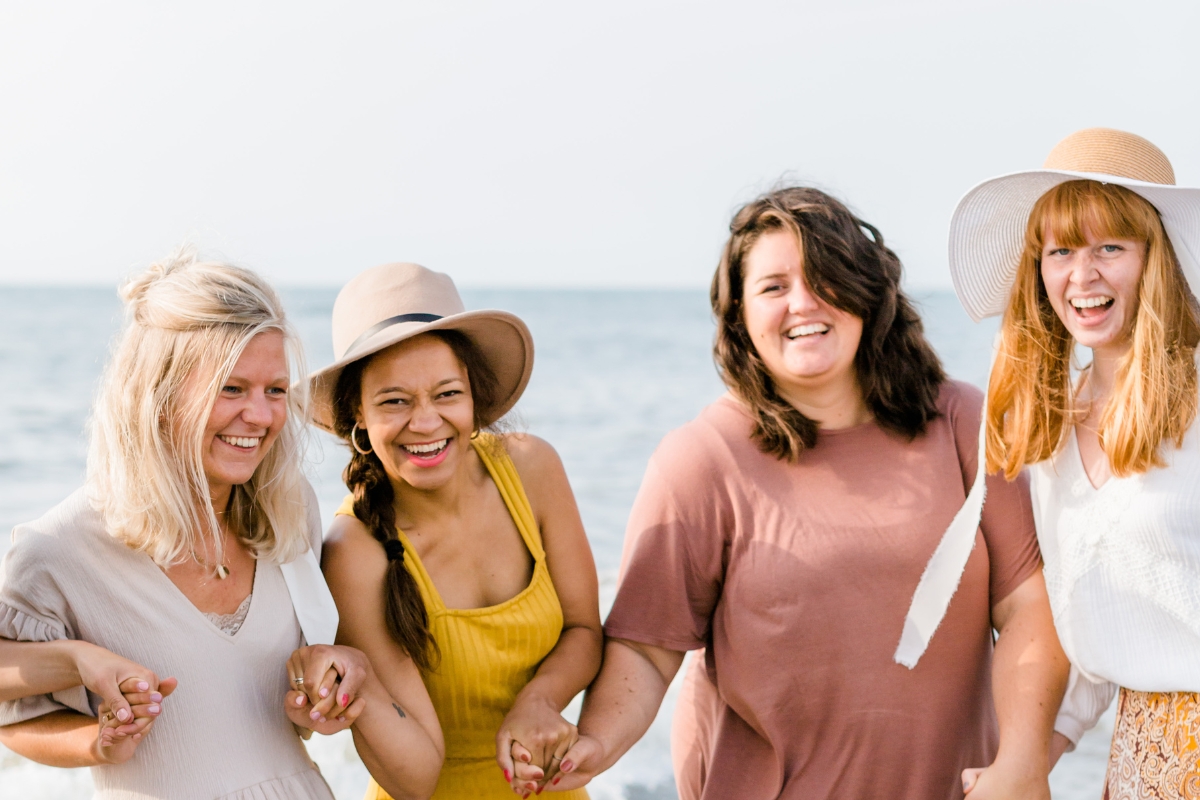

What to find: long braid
left=335, top=364, right=438, bottom=671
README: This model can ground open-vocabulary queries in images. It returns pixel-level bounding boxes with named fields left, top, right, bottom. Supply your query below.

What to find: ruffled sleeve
left=0, top=509, right=92, bottom=725
left=1053, top=664, right=1118, bottom=749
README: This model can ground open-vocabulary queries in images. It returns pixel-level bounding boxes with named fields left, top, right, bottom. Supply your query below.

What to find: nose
left=1069, top=249, right=1102, bottom=285
left=787, top=275, right=822, bottom=314
left=241, top=390, right=274, bottom=428
left=407, top=396, right=443, bottom=434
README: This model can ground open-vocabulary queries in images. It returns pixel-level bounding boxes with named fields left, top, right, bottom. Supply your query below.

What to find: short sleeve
left=0, top=527, right=91, bottom=725
left=603, top=431, right=730, bottom=652
left=945, top=381, right=1042, bottom=605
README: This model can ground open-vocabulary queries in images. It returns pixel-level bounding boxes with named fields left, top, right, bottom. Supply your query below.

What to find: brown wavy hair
left=987, top=180, right=1200, bottom=479
left=331, top=329, right=502, bottom=671
left=712, top=186, right=945, bottom=461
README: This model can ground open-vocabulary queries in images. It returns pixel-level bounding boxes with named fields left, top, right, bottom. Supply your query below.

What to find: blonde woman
left=0, top=249, right=443, bottom=800
left=949, top=128, right=1200, bottom=796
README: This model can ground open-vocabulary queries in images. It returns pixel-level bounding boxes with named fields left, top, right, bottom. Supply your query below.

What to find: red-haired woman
left=542, top=187, right=1069, bottom=799
left=949, top=128, right=1200, bottom=797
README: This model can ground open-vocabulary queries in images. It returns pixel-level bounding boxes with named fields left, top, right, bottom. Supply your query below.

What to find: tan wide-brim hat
left=948, top=127, right=1200, bottom=322
left=308, top=262, right=534, bottom=432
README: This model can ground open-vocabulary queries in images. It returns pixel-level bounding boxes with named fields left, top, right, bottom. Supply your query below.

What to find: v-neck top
left=1034, top=421, right=1200, bottom=742
left=336, top=435, right=587, bottom=800
left=0, top=486, right=334, bottom=800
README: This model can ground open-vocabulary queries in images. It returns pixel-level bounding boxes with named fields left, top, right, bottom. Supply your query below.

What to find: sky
left=1, top=0, right=1198, bottom=288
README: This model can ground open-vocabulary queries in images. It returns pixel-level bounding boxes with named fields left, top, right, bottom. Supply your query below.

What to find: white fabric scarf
left=279, top=550, right=340, bottom=646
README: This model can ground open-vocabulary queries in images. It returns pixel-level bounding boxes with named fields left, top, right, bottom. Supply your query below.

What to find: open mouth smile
left=786, top=323, right=830, bottom=339
left=1069, top=296, right=1114, bottom=319
left=400, top=438, right=451, bottom=466
left=217, top=435, right=263, bottom=450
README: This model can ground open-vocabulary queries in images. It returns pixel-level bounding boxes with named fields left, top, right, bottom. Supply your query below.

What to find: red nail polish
left=503, top=769, right=511, bottom=783
left=561, top=760, right=573, bottom=772
left=553, top=777, right=561, bottom=786
left=340, top=693, right=349, bottom=706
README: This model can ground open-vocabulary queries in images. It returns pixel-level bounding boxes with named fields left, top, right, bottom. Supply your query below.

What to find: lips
left=400, top=438, right=451, bottom=467
left=217, top=434, right=262, bottom=450
left=1069, top=296, right=1114, bottom=320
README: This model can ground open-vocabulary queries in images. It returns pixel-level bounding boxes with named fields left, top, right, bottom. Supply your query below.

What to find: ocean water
left=0, top=286, right=1113, bottom=799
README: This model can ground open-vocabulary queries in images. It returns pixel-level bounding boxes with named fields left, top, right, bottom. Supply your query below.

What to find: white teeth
left=402, top=439, right=449, bottom=455
left=786, top=323, right=830, bottom=338
left=1071, top=296, right=1113, bottom=309
left=219, top=435, right=261, bottom=449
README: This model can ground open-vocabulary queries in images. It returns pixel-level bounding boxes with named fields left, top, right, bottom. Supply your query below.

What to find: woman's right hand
left=94, top=675, right=178, bottom=764
left=286, top=645, right=370, bottom=735
left=70, top=641, right=167, bottom=728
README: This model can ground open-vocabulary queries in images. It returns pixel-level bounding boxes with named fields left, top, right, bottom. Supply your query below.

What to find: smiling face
left=1040, top=228, right=1146, bottom=357
left=357, top=334, right=476, bottom=492
left=741, top=229, right=864, bottom=404
left=201, top=330, right=290, bottom=506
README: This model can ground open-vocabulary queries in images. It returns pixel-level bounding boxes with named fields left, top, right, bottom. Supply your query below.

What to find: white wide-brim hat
left=308, top=262, right=534, bottom=432
left=949, top=127, right=1200, bottom=322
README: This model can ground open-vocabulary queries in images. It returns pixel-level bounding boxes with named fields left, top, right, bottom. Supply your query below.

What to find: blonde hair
left=988, top=180, right=1200, bottom=479
left=87, top=246, right=311, bottom=567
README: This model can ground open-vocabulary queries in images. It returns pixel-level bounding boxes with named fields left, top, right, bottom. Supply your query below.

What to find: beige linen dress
left=0, top=486, right=335, bottom=800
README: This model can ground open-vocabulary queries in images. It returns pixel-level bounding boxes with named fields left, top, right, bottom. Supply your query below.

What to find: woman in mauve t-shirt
left=546, top=187, right=1070, bottom=800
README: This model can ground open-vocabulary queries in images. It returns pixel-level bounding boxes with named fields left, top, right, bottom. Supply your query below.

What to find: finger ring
left=100, top=712, right=114, bottom=725
left=550, top=755, right=562, bottom=762
left=292, top=677, right=305, bottom=687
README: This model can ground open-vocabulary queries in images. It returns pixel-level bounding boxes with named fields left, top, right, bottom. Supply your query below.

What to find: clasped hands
left=93, top=643, right=372, bottom=763
left=496, top=696, right=597, bottom=797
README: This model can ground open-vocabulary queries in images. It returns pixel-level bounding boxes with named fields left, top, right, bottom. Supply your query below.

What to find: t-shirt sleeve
left=0, top=527, right=92, bottom=726
left=947, top=381, right=1042, bottom=605
left=603, top=433, right=729, bottom=652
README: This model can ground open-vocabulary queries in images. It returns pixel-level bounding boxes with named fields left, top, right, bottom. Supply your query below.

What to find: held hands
left=961, top=757, right=1051, bottom=800
left=285, top=645, right=370, bottom=736
left=496, top=696, right=583, bottom=796
left=95, top=675, right=179, bottom=764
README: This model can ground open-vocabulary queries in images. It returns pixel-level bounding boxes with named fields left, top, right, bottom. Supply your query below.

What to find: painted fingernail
left=340, top=693, right=349, bottom=706
left=319, top=687, right=329, bottom=698
left=310, top=710, right=321, bottom=720
left=295, top=695, right=306, bottom=706
left=503, top=769, right=511, bottom=783
left=561, top=760, right=573, bottom=772
left=136, top=681, right=149, bottom=692
left=337, top=715, right=346, bottom=722
left=116, top=708, right=130, bottom=722
left=553, top=777, right=561, bottom=786
left=148, top=704, right=160, bottom=714
left=150, top=692, right=162, bottom=702
left=133, top=733, right=142, bottom=741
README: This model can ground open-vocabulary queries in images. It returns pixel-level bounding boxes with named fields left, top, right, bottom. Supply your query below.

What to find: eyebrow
left=373, top=378, right=463, bottom=396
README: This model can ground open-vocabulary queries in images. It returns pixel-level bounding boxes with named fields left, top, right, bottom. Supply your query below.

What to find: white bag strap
left=279, top=549, right=340, bottom=646
left=893, top=391, right=988, bottom=669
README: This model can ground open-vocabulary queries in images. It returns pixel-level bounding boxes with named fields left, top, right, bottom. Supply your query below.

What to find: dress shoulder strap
left=472, top=434, right=545, bottom=561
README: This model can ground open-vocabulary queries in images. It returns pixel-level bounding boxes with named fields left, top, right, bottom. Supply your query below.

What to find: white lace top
left=1036, top=422, right=1200, bottom=743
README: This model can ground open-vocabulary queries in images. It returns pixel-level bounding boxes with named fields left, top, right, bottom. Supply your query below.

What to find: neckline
left=1067, top=425, right=1119, bottom=493
left=144, top=553, right=261, bottom=640
left=396, top=438, right=544, bottom=617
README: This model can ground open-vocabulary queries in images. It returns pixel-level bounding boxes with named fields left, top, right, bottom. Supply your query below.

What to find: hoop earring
left=350, top=422, right=373, bottom=455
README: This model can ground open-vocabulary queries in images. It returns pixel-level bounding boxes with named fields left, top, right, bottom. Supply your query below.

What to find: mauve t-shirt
left=604, top=381, right=1040, bottom=800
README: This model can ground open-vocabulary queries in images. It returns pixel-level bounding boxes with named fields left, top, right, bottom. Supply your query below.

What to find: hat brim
left=948, top=169, right=1200, bottom=322
left=306, top=309, right=534, bottom=433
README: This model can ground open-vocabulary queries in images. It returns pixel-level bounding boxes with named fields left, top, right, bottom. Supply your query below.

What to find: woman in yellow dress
left=310, top=262, right=601, bottom=799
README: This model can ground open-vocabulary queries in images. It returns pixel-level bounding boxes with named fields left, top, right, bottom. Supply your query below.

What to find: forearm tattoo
left=392, top=703, right=407, bottom=719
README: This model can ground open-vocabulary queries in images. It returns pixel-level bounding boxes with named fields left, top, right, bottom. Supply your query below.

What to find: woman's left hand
left=962, top=759, right=1051, bottom=800
left=496, top=695, right=578, bottom=795
left=286, top=645, right=371, bottom=736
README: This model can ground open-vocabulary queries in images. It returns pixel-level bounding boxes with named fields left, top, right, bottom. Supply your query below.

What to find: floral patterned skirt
left=1104, top=688, right=1200, bottom=799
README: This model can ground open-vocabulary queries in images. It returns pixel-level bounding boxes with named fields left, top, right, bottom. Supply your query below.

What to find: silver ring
left=292, top=677, right=305, bottom=687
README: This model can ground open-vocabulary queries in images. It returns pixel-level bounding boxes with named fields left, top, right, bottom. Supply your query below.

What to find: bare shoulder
left=322, top=512, right=387, bottom=582
left=499, top=432, right=564, bottom=478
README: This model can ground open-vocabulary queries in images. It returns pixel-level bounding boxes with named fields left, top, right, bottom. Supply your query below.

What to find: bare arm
left=962, top=570, right=1070, bottom=798
left=0, top=639, right=159, bottom=715
left=498, top=435, right=605, bottom=788
left=550, top=638, right=685, bottom=791
left=323, top=516, right=444, bottom=800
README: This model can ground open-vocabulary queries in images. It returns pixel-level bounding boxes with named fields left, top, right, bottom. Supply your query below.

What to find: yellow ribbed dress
left=336, top=436, right=589, bottom=800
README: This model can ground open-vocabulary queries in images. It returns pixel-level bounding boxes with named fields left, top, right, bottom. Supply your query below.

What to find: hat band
left=342, top=313, right=444, bottom=358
